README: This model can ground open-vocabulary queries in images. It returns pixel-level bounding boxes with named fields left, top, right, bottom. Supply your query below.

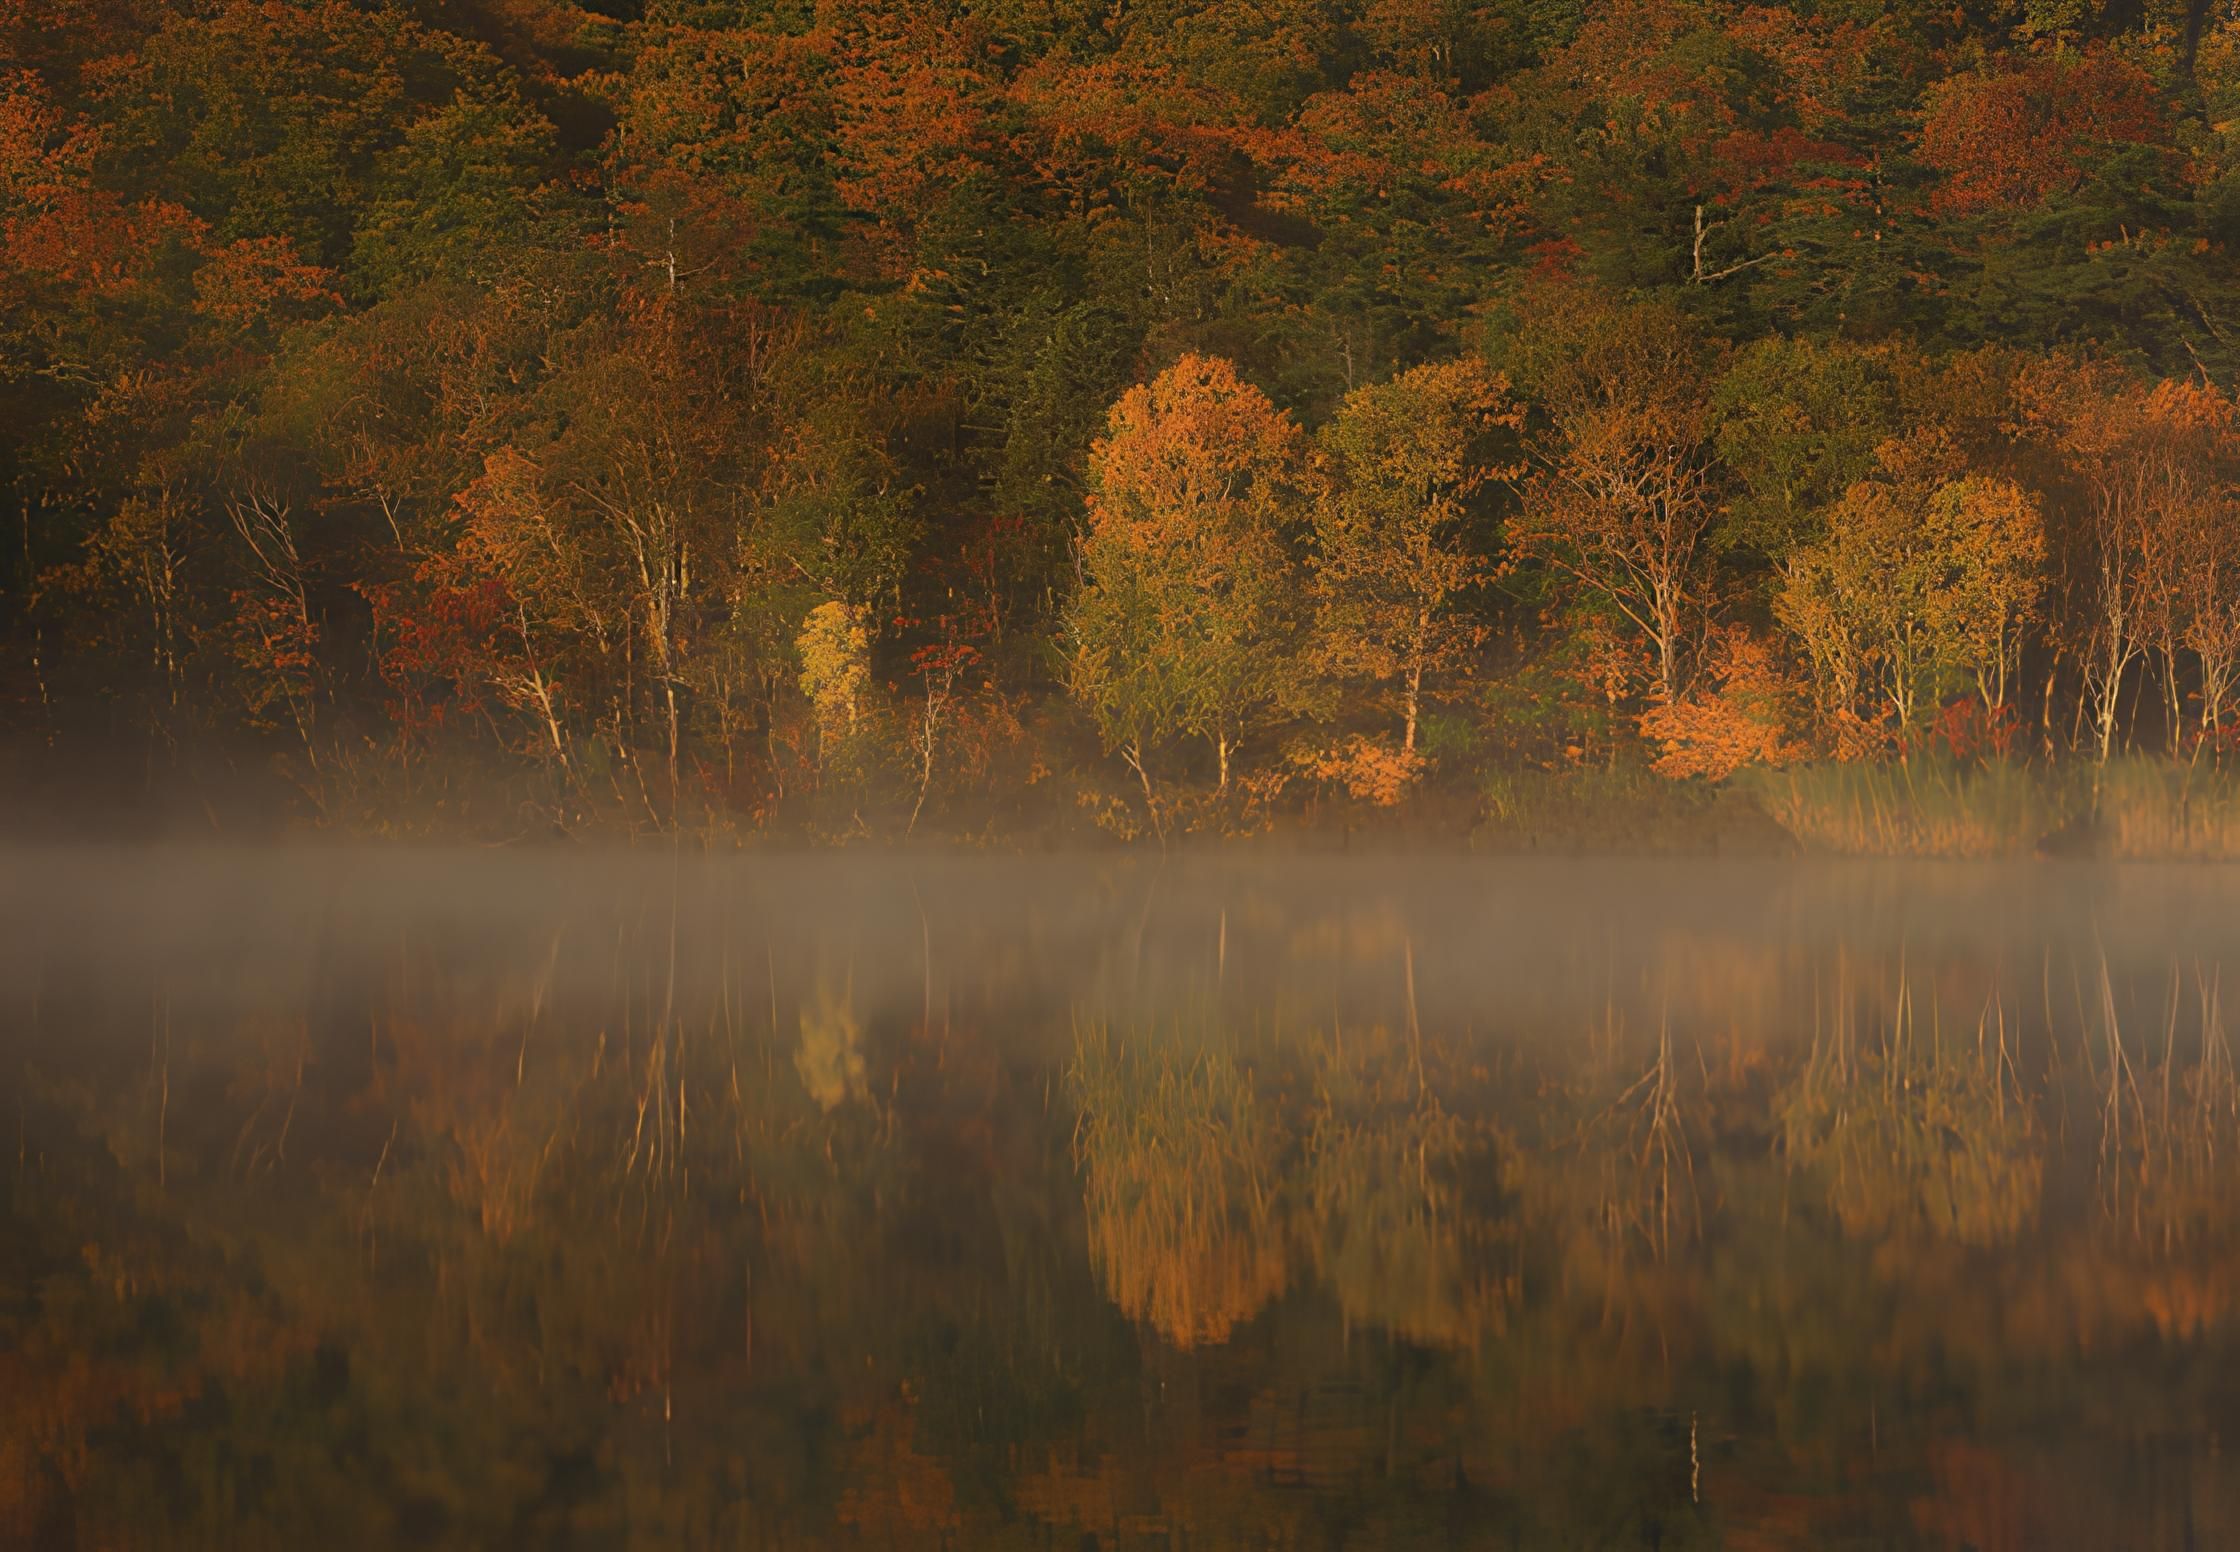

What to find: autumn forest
left=11, top=0, right=2240, bottom=848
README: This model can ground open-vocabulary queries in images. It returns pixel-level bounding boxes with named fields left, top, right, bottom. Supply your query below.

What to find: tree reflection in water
left=1070, top=1023, right=1290, bottom=1349
left=8, top=852, right=2240, bottom=1548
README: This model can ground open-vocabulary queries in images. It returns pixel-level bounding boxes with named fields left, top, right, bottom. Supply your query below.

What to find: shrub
left=1288, top=734, right=1427, bottom=807
left=1637, top=627, right=1806, bottom=781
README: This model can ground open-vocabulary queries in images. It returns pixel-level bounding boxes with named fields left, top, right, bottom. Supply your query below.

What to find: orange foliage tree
left=1919, top=48, right=2162, bottom=217
left=1063, top=355, right=1312, bottom=828
left=2017, top=363, right=2240, bottom=761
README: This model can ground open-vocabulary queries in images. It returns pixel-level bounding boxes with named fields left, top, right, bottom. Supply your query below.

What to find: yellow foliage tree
left=796, top=599, right=871, bottom=763
left=1310, top=358, right=1517, bottom=754
left=1776, top=435, right=2045, bottom=745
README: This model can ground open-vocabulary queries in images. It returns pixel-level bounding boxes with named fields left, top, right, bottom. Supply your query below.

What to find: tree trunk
left=2202, top=649, right=2234, bottom=735
left=1652, top=581, right=1683, bottom=704
left=1124, top=742, right=1165, bottom=849
left=2096, top=660, right=2123, bottom=768
left=662, top=675, right=681, bottom=813
left=907, top=687, right=939, bottom=838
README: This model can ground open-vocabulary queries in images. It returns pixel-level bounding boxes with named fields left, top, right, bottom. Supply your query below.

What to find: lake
left=7, top=848, right=2240, bottom=1548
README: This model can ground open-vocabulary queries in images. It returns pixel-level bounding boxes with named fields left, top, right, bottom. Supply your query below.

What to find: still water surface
left=7, top=849, right=2240, bottom=1548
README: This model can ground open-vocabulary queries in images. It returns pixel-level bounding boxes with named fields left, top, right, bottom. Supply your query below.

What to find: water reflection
left=8, top=851, right=2240, bottom=1547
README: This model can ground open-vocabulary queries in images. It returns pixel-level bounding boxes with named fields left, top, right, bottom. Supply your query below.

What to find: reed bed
left=2094, top=757, right=2240, bottom=860
left=1752, top=759, right=2068, bottom=858
left=1752, top=754, right=2240, bottom=859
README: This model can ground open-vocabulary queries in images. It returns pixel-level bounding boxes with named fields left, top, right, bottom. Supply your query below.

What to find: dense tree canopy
left=11, top=0, right=2240, bottom=840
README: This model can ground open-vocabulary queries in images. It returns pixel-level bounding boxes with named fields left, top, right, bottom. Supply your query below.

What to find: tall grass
left=1751, top=758, right=2070, bottom=858
left=2095, top=757, right=2240, bottom=860
left=1477, top=760, right=1724, bottom=851
left=1753, top=754, right=2240, bottom=859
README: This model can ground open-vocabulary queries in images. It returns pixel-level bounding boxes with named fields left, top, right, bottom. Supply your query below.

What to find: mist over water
left=15, top=846, right=2239, bottom=1025
left=10, top=848, right=2240, bottom=1547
